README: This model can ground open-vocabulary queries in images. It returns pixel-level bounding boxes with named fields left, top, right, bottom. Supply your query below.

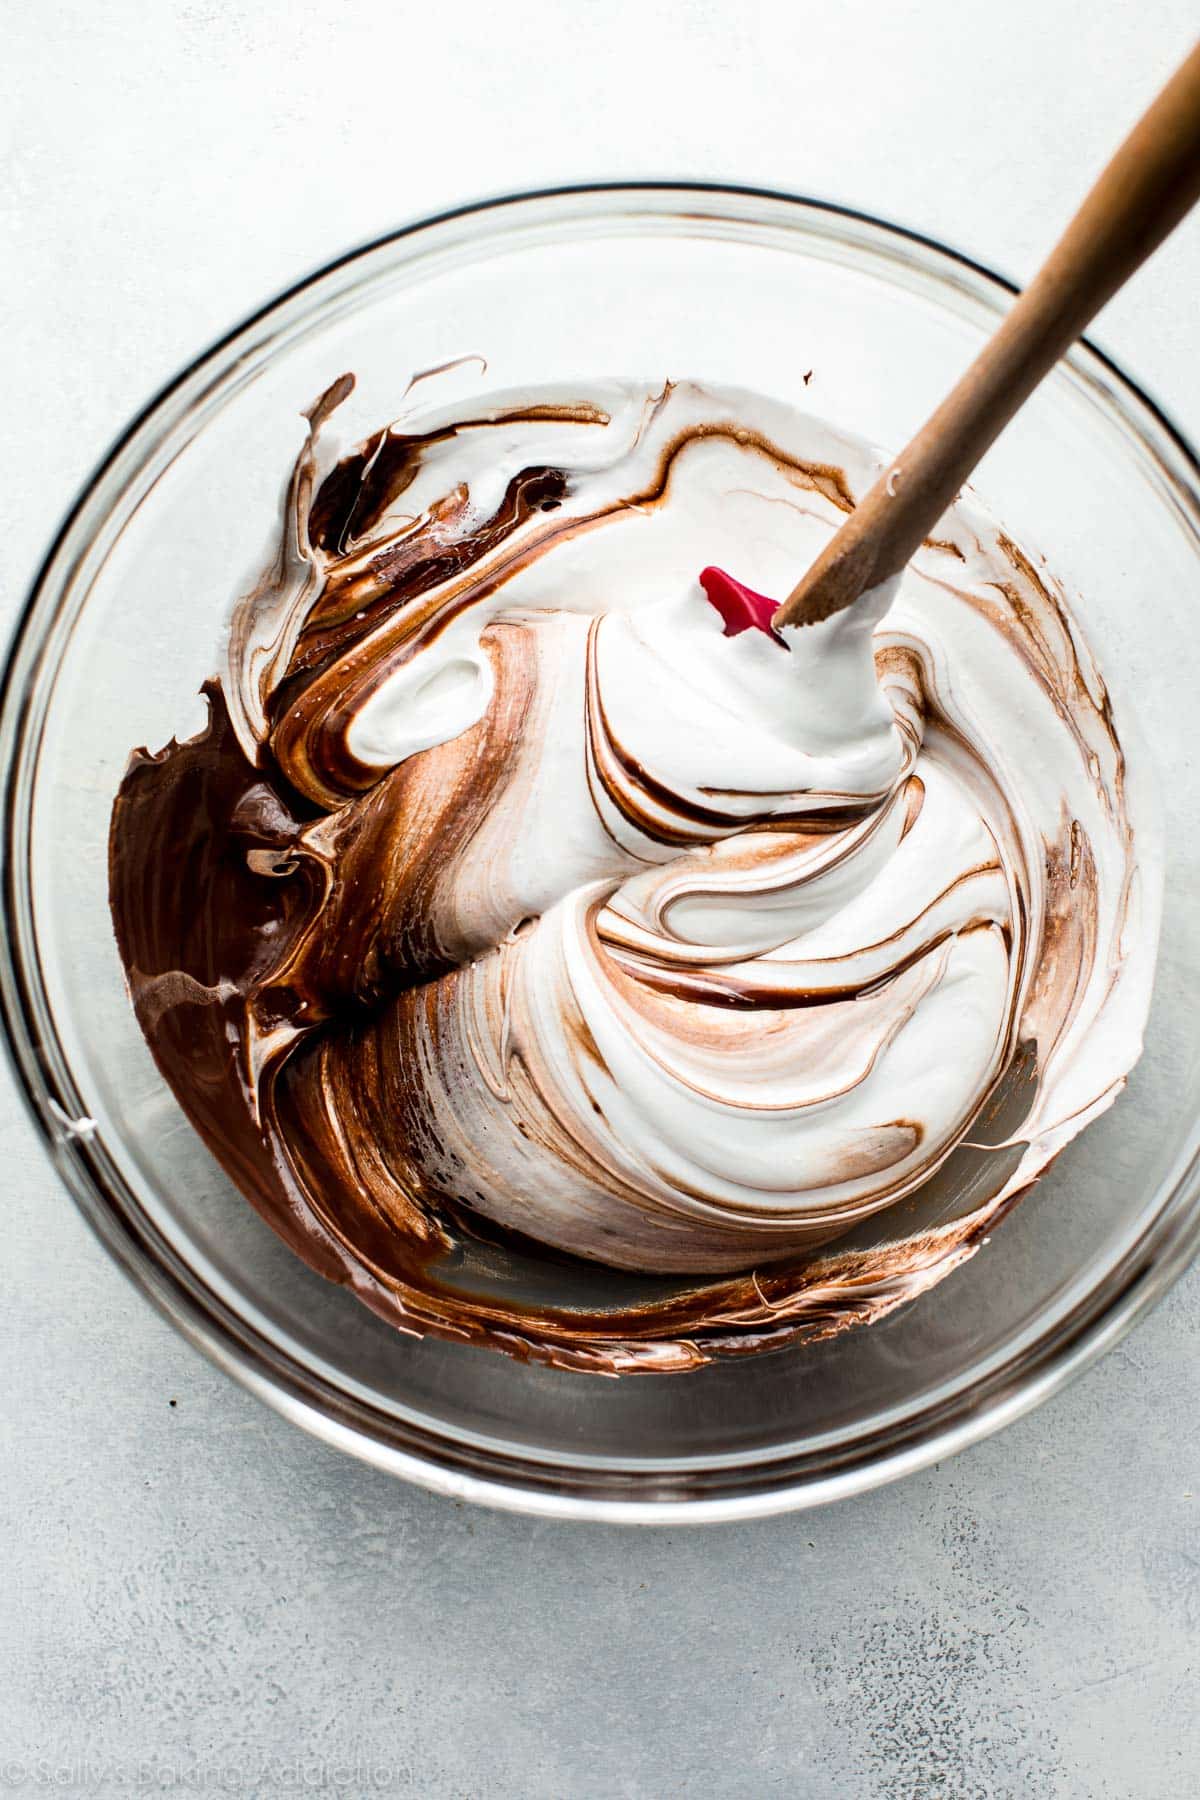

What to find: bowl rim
left=4, top=179, right=1200, bottom=1523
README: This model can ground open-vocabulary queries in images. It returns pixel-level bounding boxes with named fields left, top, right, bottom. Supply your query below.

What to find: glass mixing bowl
left=3, top=185, right=1198, bottom=1522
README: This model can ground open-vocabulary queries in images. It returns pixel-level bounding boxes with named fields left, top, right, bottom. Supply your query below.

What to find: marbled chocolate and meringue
left=108, top=375, right=1161, bottom=1371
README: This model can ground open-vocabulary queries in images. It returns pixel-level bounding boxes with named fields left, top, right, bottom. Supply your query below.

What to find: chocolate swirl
left=109, top=376, right=1160, bottom=1372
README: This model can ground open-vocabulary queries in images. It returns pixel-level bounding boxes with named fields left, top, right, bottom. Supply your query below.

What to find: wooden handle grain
left=775, top=38, right=1200, bottom=631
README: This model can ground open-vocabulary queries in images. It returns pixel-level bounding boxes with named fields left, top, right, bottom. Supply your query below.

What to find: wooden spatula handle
left=776, top=38, right=1200, bottom=631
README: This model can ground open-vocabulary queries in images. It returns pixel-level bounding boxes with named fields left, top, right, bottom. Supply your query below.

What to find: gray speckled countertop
left=3, top=4, right=1199, bottom=1794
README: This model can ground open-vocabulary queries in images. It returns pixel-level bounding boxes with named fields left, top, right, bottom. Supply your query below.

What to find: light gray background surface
left=3, top=3, right=1199, bottom=1795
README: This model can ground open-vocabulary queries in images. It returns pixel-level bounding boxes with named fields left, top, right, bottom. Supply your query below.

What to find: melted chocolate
left=108, top=377, right=1147, bottom=1373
